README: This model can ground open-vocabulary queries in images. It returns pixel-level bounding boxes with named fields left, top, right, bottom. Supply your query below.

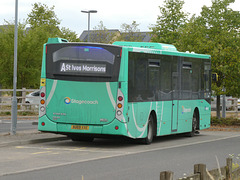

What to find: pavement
left=0, top=115, right=68, bottom=147
left=0, top=129, right=69, bottom=148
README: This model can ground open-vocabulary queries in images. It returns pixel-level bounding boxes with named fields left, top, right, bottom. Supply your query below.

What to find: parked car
left=25, top=90, right=40, bottom=104
left=238, top=99, right=240, bottom=110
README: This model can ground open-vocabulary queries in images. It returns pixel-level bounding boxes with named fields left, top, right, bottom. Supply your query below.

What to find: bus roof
left=113, top=41, right=211, bottom=59
left=45, top=38, right=210, bottom=59
left=47, top=38, right=68, bottom=43
left=113, top=41, right=177, bottom=51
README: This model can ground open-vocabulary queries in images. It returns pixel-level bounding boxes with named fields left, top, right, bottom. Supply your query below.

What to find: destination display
left=60, top=63, right=106, bottom=74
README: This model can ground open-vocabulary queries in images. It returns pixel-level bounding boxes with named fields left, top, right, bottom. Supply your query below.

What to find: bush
left=211, top=116, right=240, bottom=126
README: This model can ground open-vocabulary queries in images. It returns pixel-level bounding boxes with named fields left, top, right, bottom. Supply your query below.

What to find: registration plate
left=71, top=125, right=89, bottom=130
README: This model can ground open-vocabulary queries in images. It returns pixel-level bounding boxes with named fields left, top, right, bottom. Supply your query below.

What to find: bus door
left=171, top=61, right=179, bottom=132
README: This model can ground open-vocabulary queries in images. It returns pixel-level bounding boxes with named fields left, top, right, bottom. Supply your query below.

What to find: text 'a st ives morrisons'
left=60, top=63, right=106, bottom=73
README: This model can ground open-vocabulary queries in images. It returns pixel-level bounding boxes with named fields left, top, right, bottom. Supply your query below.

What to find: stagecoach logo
left=64, top=97, right=71, bottom=104
left=182, top=106, right=191, bottom=114
left=64, top=97, right=98, bottom=105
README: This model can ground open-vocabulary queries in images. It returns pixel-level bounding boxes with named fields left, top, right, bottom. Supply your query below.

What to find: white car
left=25, top=91, right=40, bottom=104
left=238, top=99, right=240, bottom=110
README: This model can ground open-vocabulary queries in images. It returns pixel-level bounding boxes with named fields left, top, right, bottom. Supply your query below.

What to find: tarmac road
left=0, top=118, right=38, bottom=133
left=0, top=130, right=240, bottom=180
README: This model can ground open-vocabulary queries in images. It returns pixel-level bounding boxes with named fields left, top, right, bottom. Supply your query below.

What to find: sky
left=0, top=0, right=240, bottom=36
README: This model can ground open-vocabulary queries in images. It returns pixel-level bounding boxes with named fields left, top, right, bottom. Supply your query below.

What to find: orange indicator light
left=40, top=99, right=45, bottom=104
left=117, top=103, right=122, bottom=108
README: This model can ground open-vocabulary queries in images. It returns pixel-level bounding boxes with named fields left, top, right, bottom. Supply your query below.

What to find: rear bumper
left=38, top=115, right=129, bottom=137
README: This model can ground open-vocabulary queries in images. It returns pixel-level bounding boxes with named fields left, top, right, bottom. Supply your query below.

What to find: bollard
left=160, top=171, right=174, bottom=180
left=226, top=158, right=232, bottom=180
left=194, top=164, right=207, bottom=180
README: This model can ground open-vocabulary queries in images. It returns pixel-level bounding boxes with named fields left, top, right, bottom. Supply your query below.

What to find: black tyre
left=142, top=115, right=154, bottom=144
left=186, top=111, right=198, bottom=137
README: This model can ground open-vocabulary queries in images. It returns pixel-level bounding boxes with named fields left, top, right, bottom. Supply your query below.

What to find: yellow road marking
left=32, top=151, right=52, bottom=155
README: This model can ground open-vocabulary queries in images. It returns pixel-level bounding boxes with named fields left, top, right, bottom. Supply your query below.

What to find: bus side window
left=160, top=56, right=172, bottom=100
left=181, top=61, right=193, bottom=99
left=148, top=59, right=160, bottom=101
left=201, top=62, right=211, bottom=99
left=204, top=64, right=211, bottom=93
left=135, top=59, right=148, bottom=100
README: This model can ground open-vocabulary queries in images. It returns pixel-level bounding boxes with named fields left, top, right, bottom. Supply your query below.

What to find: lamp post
left=81, top=10, right=97, bottom=42
left=11, top=0, right=18, bottom=135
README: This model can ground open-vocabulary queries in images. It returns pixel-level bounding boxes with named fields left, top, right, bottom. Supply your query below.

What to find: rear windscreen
left=46, top=43, right=122, bottom=82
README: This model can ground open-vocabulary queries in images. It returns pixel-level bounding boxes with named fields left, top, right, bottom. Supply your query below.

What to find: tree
left=0, top=3, right=79, bottom=89
left=60, top=27, right=80, bottom=42
left=27, top=3, right=60, bottom=30
left=0, top=22, right=16, bottom=88
left=89, top=21, right=115, bottom=43
left=117, top=21, right=143, bottom=42
left=27, top=3, right=79, bottom=42
left=151, top=0, right=189, bottom=44
left=177, top=0, right=240, bottom=118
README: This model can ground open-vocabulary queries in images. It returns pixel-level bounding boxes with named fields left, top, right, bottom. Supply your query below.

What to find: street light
left=81, top=10, right=97, bottom=42
left=11, top=0, right=18, bottom=135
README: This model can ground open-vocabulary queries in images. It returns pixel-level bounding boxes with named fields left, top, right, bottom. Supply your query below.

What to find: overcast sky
left=0, top=0, right=240, bottom=36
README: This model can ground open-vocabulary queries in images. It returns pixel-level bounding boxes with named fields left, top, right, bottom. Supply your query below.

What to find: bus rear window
left=46, top=44, right=121, bottom=82
left=53, top=46, right=115, bottom=64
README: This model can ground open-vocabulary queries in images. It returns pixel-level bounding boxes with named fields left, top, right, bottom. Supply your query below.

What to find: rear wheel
left=186, top=111, right=198, bottom=137
left=142, top=115, right=154, bottom=144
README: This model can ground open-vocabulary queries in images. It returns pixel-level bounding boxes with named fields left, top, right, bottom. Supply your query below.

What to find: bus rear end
left=38, top=38, right=127, bottom=139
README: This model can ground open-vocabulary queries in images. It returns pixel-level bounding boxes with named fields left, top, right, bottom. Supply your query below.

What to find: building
left=79, top=29, right=152, bottom=43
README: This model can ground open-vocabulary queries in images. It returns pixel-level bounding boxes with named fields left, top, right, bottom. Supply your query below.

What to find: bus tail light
left=117, top=110, right=122, bottom=116
left=39, top=86, right=46, bottom=117
left=41, top=92, right=45, bottom=98
left=117, top=103, right=122, bottom=108
left=40, top=99, right=45, bottom=104
left=116, top=89, right=124, bottom=122
left=118, top=96, right=123, bottom=101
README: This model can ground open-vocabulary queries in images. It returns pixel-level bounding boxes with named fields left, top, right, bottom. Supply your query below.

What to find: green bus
left=38, top=38, right=211, bottom=144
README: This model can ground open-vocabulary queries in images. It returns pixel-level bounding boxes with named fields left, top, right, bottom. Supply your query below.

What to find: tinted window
left=53, top=46, right=115, bottom=64
left=181, top=61, right=192, bottom=99
left=128, top=52, right=210, bottom=102
left=46, top=44, right=122, bottom=82
left=128, top=52, right=176, bottom=102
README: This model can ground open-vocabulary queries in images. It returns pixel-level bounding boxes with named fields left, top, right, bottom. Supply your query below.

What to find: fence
left=160, top=158, right=240, bottom=180
left=0, top=88, right=39, bottom=113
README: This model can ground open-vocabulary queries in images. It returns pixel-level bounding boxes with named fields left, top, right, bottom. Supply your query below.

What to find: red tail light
left=41, top=92, right=45, bottom=98
left=118, top=96, right=123, bottom=101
